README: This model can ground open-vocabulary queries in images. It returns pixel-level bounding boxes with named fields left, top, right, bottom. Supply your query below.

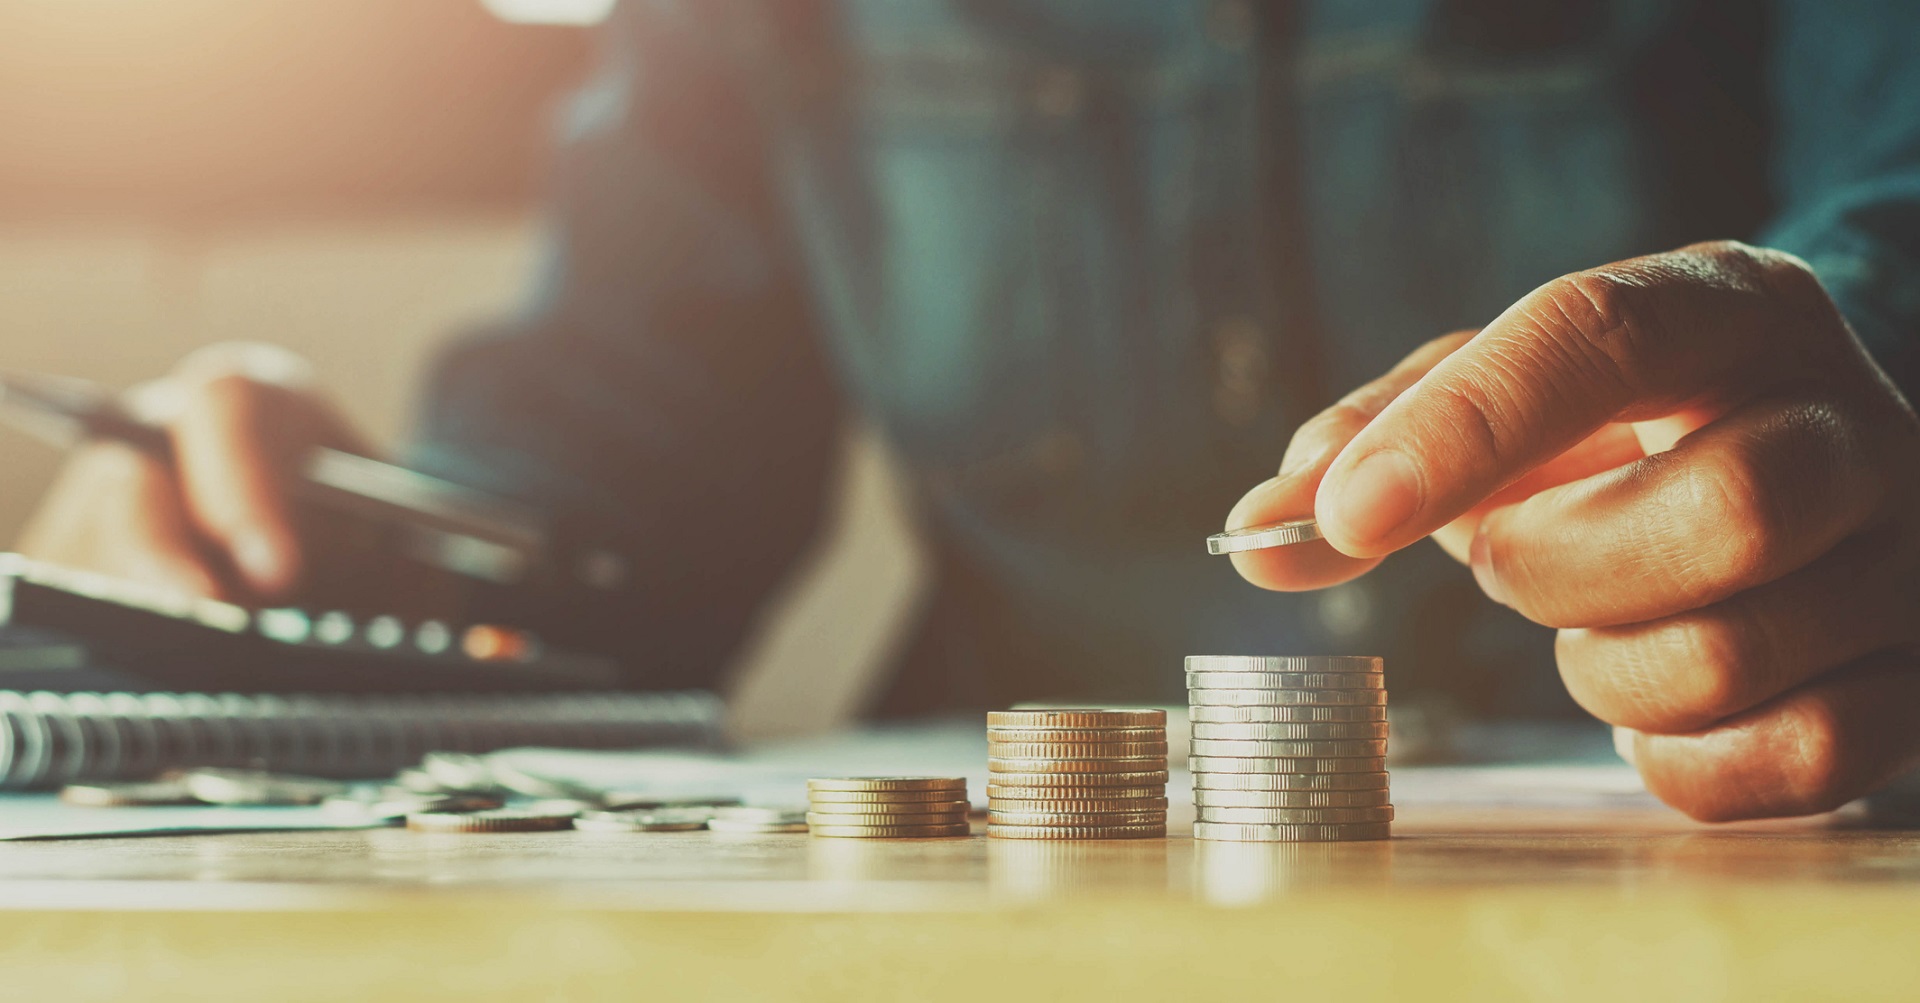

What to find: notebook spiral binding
left=0, top=689, right=723, bottom=790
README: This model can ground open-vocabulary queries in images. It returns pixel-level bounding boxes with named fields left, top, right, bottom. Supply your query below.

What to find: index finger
left=1312, top=242, right=1837, bottom=559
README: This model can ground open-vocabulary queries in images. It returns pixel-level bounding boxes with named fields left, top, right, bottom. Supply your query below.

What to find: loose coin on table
left=1206, top=517, right=1323, bottom=554
left=405, top=809, right=576, bottom=833
left=573, top=807, right=716, bottom=832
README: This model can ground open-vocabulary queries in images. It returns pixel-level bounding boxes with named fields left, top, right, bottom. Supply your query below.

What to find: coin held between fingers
left=1207, top=517, right=1323, bottom=555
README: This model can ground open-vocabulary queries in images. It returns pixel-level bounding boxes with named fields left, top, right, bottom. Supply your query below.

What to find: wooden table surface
left=1, top=803, right=1916, bottom=1002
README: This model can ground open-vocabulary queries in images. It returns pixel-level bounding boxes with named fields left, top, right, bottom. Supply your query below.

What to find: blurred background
left=0, top=0, right=924, bottom=736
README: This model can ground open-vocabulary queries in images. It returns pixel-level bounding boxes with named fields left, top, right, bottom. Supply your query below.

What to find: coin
left=405, top=809, right=576, bottom=833
left=987, top=741, right=1169, bottom=759
left=1187, top=671, right=1384, bottom=690
left=1186, top=655, right=1383, bottom=673
left=986, top=770, right=1170, bottom=787
left=987, top=757, right=1168, bottom=774
left=986, top=709, right=1166, bottom=729
left=805, top=811, right=969, bottom=827
left=1190, top=722, right=1389, bottom=741
left=1206, top=517, right=1321, bottom=554
left=1192, top=820, right=1392, bottom=842
left=599, top=794, right=743, bottom=811
left=985, top=727, right=1165, bottom=744
left=1187, top=704, right=1387, bottom=723
left=987, top=810, right=1168, bottom=827
left=573, top=808, right=716, bottom=832
left=712, top=806, right=810, bottom=825
left=183, top=768, right=346, bottom=806
left=1188, top=738, right=1389, bottom=758
left=1194, top=805, right=1395, bottom=824
left=707, top=819, right=810, bottom=834
left=987, top=823, right=1166, bottom=840
left=806, top=789, right=967, bottom=804
left=1188, top=688, right=1388, bottom=707
left=808, top=822, right=971, bottom=838
left=986, top=797, right=1170, bottom=814
left=1188, top=756, right=1386, bottom=774
left=986, top=784, right=1166, bottom=800
left=60, top=780, right=198, bottom=807
left=806, top=777, right=968, bottom=793
left=1192, top=788, right=1391, bottom=808
left=321, top=791, right=504, bottom=823
left=1191, top=771, right=1391, bottom=791
left=804, top=800, right=971, bottom=816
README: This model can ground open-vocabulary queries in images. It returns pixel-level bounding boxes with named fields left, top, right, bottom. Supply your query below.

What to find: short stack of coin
left=1187, top=656, right=1391, bottom=842
left=986, top=709, right=1169, bottom=839
left=806, top=777, right=971, bottom=838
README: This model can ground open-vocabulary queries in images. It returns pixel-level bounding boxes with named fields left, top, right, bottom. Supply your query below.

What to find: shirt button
left=1032, top=65, right=1085, bottom=119
left=1212, top=316, right=1269, bottom=427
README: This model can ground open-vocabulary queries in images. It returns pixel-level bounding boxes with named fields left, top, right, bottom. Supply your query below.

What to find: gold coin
left=987, top=709, right=1166, bottom=729
left=987, top=741, right=1169, bottom=759
left=986, top=785, right=1167, bottom=801
left=986, top=823, right=1166, bottom=840
left=987, top=810, right=1168, bottom=827
left=986, top=770, right=1170, bottom=787
left=808, top=822, right=971, bottom=838
left=986, top=727, right=1167, bottom=744
left=806, top=788, right=970, bottom=803
left=987, top=757, right=1168, bottom=774
left=805, top=777, right=967, bottom=792
left=804, top=800, right=970, bottom=816
left=987, top=797, right=1170, bottom=814
left=805, top=811, right=969, bottom=828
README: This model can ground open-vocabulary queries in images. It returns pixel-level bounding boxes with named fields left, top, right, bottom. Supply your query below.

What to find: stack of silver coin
left=805, top=777, right=971, bottom=837
left=986, top=709, right=1170, bottom=839
left=1187, top=656, right=1392, bottom=842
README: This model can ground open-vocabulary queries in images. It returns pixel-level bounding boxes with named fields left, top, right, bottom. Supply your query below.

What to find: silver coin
left=1189, top=756, right=1387, bottom=774
left=1188, top=704, right=1387, bottom=723
left=1192, top=771, right=1391, bottom=791
left=405, top=809, right=576, bottom=833
left=985, top=784, right=1167, bottom=800
left=808, top=822, right=971, bottom=838
left=1192, top=820, right=1392, bottom=842
left=1190, top=721, right=1389, bottom=741
left=985, top=727, right=1166, bottom=744
left=986, top=810, right=1168, bottom=827
left=985, top=769, right=1170, bottom=787
left=183, top=768, right=346, bottom=806
left=804, top=800, right=972, bottom=816
left=1187, top=671, right=1383, bottom=690
left=711, top=806, right=809, bottom=825
left=987, top=740, right=1170, bottom=759
left=987, top=757, right=1169, bottom=774
left=1194, top=805, right=1395, bottom=824
left=1206, top=518, right=1322, bottom=554
left=804, top=811, right=970, bottom=828
left=1193, top=788, right=1392, bottom=808
left=707, top=819, right=810, bottom=834
left=1185, top=655, right=1382, bottom=674
left=1189, top=738, right=1389, bottom=759
left=1188, top=688, right=1388, bottom=707
left=574, top=808, right=716, bottom=832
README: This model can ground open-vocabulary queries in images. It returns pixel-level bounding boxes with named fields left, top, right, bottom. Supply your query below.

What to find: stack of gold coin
left=986, top=709, right=1169, bottom=839
left=805, top=777, right=971, bottom=838
left=1187, top=656, right=1392, bottom=842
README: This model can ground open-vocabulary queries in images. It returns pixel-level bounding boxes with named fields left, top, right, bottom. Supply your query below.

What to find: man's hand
left=16, top=344, right=365, bottom=604
left=1227, top=241, right=1920, bottom=822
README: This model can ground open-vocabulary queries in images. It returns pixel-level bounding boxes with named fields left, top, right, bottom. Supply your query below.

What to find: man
left=18, top=1, right=1920, bottom=821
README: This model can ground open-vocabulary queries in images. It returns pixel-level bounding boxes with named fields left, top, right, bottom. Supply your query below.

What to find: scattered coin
left=1187, top=671, right=1384, bottom=691
left=1188, top=756, right=1386, bottom=774
left=1192, top=788, right=1391, bottom=808
left=1188, top=738, right=1389, bottom=759
left=420, top=752, right=501, bottom=794
left=1206, top=517, right=1322, bottom=554
left=1187, top=704, right=1388, bottom=723
left=986, top=709, right=1166, bottom=729
left=808, top=822, right=971, bottom=838
left=1186, top=655, right=1383, bottom=673
left=573, top=808, right=716, bottom=832
left=1189, top=721, right=1389, bottom=741
left=1191, top=771, right=1391, bottom=792
left=1188, top=688, right=1388, bottom=707
left=183, top=768, right=346, bottom=806
left=806, top=777, right=967, bottom=793
left=59, top=780, right=199, bottom=807
left=1190, top=820, right=1391, bottom=842
left=405, top=809, right=576, bottom=833
left=986, top=823, right=1166, bottom=840
left=1194, top=805, right=1395, bottom=824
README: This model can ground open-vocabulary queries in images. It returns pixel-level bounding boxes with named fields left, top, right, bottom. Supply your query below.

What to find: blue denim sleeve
left=407, top=2, right=841, bottom=689
left=1758, top=0, right=1920, bottom=398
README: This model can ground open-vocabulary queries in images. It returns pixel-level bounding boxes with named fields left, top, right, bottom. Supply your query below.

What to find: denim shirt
left=412, top=0, right=1920, bottom=717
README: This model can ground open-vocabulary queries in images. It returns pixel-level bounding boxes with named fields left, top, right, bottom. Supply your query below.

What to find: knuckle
left=1528, top=269, right=1657, bottom=390
left=1677, top=454, right=1789, bottom=593
left=1667, top=616, right=1760, bottom=726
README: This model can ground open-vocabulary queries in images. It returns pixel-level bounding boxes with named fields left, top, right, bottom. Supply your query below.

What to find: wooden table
left=1, top=804, right=1916, bottom=1002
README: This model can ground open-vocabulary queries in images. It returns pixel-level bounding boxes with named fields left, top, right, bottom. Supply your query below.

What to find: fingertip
left=1315, top=448, right=1424, bottom=558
